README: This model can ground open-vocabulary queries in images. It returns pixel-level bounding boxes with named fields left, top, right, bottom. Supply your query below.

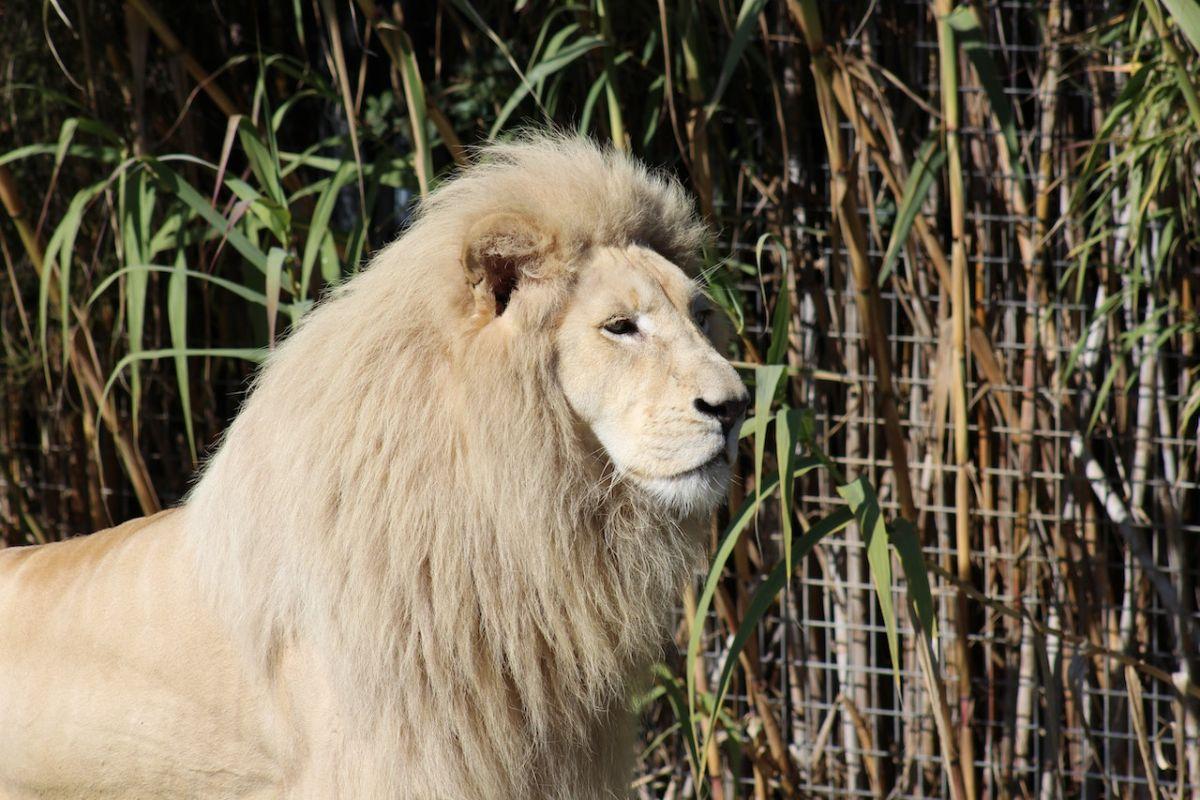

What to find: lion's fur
left=183, top=135, right=712, bottom=797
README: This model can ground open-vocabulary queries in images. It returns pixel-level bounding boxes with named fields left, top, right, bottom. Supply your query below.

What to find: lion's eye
left=603, top=317, right=639, bottom=336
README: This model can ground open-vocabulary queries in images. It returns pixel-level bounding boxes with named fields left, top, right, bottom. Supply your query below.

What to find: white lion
left=0, top=135, right=748, bottom=799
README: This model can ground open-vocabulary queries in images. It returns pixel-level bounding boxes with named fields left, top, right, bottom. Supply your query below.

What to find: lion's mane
left=185, top=135, right=709, bottom=797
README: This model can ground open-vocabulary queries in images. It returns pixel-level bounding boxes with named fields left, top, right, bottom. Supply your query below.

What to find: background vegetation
left=2, top=0, right=1199, bottom=797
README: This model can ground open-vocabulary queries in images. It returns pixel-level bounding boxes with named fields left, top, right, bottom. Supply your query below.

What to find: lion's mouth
left=664, top=452, right=728, bottom=481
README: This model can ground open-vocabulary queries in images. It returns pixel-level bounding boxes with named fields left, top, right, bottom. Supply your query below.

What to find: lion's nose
left=694, top=394, right=750, bottom=436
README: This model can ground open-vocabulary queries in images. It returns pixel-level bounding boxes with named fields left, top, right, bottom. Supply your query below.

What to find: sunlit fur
left=183, top=135, right=741, bottom=797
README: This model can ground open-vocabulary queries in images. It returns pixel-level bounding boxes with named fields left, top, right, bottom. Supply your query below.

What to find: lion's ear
left=462, top=212, right=551, bottom=318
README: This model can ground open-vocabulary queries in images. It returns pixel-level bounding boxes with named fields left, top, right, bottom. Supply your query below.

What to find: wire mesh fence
left=2, top=1, right=1198, bottom=798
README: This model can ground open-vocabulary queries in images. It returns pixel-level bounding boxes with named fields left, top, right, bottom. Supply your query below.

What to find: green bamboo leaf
left=301, top=161, right=357, bottom=297
left=889, top=518, right=937, bottom=641
left=53, top=118, right=79, bottom=168
left=146, top=159, right=269, bottom=273
left=86, top=264, right=281, bottom=311
left=319, top=232, right=340, bottom=286
left=880, top=135, right=945, bottom=284
left=99, top=347, right=268, bottom=437
left=579, top=73, right=609, bottom=134
left=236, top=119, right=288, bottom=215
left=766, top=264, right=790, bottom=366
left=378, top=21, right=434, bottom=196
left=754, top=233, right=790, bottom=365
left=1181, top=380, right=1200, bottom=433
left=752, top=364, right=786, bottom=492
left=1159, top=0, right=1200, bottom=54
left=489, top=34, right=605, bottom=137
left=775, top=407, right=804, bottom=575
left=837, top=477, right=901, bottom=687
left=119, top=169, right=156, bottom=430
left=39, top=180, right=105, bottom=371
left=167, top=248, right=196, bottom=463
left=651, top=664, right=702, bottom=784
left=265, top=247, right=285, bottom=347
left=1088, top=356, right=1125, bottom=433
left=704, top=0, right=769, bottom=118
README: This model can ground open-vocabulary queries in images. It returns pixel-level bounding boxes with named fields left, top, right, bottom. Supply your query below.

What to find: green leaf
left=754, top=233, right=790, bottom=364
left=684, top=461, right=822, bottom=750
left=301, top=161, right=357, bottom=297
left=167, top=248, right=195, bottom=463
left=39, top=180, right=106, bottom=371
left=837, top=477, right=901, bottom=688
left=880, top=135, right=945, bottom=284
left=119, top=169, right=156, bottom=430
left=1160, top=0, right=1200, bottom=56
left=385, top=23, right=434, bottom=195
left=53, top=118, right=79, bottom=168
left=146, top=160, right=269, bottom=273
left=237, top=119, right=288, bottom=215
left=652, top=664, right=702, bottom=785
left=579, top=72, right=609, bottom=135
left=86, top=264, right=287, bottom=312
left=752, top=364, right=786, bottom=492
left=775, top=407, right=804, bottom=575
left=265, top=247, right=286, bottom=347
left=99, top=347, right=268, bottom=440
left=889, top=518, right=937, bottom=641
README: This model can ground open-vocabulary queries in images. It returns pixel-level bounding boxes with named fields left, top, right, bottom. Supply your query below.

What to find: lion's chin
left=634, top=457, right=731, bottom=518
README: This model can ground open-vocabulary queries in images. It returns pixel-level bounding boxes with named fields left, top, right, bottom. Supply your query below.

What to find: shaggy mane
left=185, top=135, right=708, bottom=797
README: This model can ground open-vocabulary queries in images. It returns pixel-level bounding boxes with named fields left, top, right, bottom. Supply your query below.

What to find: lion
left=0, top=135, right=748, bottom=799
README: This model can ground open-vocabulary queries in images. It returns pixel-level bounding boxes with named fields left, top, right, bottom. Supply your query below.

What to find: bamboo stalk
left=789, top=0, right=916, bottom=524
left=933, top=6, right=976, bottom=800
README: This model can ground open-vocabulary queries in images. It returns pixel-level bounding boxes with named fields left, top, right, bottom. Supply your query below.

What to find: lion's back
left=0, top=510, right=289, bottom=799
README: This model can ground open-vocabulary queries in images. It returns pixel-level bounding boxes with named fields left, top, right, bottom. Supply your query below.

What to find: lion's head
left=186, top=134, right=746, bottom=795
left=462, top=212, right=747, bottom=516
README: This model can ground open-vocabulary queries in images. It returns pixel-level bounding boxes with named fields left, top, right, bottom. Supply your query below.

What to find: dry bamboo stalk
left=837, top=249, right=867, bottom=793
left=1125, top=665, right=1163, bottom=800
left=932, top=6, right=976, bottom=799
left=788, top=0, right=916, bottom=523
left=0, top=165, right=160, bottom=517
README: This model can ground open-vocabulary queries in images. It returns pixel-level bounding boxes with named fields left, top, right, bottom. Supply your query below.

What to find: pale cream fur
left=0, top=135, right=747, bottom=799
